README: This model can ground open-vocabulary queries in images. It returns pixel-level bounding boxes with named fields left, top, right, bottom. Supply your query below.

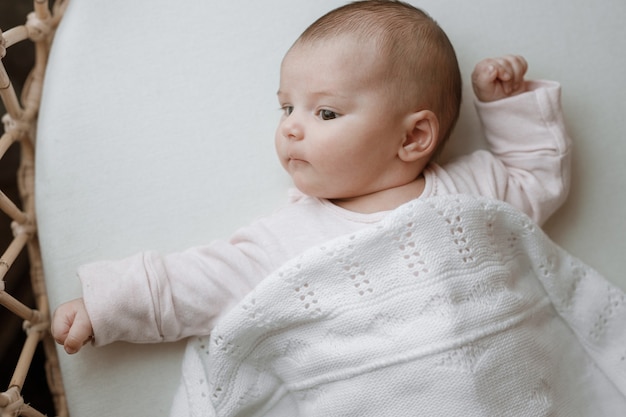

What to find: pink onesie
left=80, top=80, right=571, bottom=347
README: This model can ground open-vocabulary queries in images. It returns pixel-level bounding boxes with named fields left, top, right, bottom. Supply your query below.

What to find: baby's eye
left=281, top=106, right=294, bottom=116
left=319, top=109, right=338, bottom=120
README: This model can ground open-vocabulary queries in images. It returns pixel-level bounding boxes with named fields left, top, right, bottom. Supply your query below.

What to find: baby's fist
left=472, top=55, right=528, bottom=102
left=51, top=298, right=93, bottom=354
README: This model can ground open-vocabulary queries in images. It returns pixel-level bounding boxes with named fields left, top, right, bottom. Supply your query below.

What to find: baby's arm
left=432, top=55, right=571, bottom=225
left=50, top=228, right=277, bottom=354
left=472, top=55, right=528, bottom=102
left=472, top=55, right=570, bottom=224
left=51, top=298, right=93, bottom=354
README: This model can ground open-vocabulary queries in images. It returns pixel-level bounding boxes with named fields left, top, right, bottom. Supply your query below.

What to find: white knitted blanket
left=173, top=195, right=626, bottom=417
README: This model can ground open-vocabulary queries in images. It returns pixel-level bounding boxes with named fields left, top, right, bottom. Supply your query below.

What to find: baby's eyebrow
left=310, top=90, right=349, bottom=99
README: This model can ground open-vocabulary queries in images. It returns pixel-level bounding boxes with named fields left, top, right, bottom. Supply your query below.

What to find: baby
left=52, top=0, right=570, bottom=364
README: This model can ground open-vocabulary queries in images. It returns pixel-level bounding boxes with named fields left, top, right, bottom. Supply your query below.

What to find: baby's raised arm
left=51, top=298, right=93, bottom=354
left=472, top=55, right=528, bottom=102
left=442, top=54, right=571, bottom=225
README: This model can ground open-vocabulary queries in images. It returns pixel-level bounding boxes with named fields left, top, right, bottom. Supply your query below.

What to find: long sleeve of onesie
left=425, top=80, right=571, bottom=226
left=81, top=229, right=277, bottom=346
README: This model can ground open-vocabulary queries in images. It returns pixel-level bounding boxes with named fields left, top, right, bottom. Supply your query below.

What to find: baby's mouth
left=287, top=153, right=305, bottom=163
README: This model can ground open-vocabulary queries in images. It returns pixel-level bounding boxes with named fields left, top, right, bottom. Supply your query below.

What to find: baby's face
left=275, top=37, right=412, bottom=200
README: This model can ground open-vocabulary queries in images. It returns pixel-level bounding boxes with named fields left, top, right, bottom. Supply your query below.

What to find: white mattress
left=36, top=0, right=626, bottom=415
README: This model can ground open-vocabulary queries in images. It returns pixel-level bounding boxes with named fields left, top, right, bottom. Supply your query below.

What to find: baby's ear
left=398, top=110, right=439, bottom=162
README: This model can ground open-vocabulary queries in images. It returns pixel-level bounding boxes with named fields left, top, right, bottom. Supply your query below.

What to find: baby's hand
left=51, top=298, right=93, bottom=354
left=472, top=55, right=528, bottom=102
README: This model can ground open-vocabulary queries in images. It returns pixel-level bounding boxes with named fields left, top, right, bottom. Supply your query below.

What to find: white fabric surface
left=35, top=0, right=626, bottom=416
left=174, top=195, right=626, bottom=416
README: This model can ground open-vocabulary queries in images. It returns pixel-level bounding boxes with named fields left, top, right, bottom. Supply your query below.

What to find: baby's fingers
left=495, top=55, right=528, bottom=93
left=63, top=310, right=93, bottom=354
left=51, top=299, right=93, bottom=354
left=472, top=58, right=500, bottom=86
left=51, top=305, right=71, bottom=345
left=472, top=55, right=528, bottom=101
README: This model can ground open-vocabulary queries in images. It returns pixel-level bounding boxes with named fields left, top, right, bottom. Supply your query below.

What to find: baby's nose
left=281, top=114, right=304, bottom=141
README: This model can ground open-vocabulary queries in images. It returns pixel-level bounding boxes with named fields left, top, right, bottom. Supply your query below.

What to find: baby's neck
left=330, top=176, right=425, bottom=214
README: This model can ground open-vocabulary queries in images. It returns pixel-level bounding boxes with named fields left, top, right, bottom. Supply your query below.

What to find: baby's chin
left=290, top=178, right=361, bottom=201
left=291, top=181, right=327, bottom=199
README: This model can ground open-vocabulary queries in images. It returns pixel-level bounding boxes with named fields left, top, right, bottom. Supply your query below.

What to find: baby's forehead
left=279, top=37, right=414, bottom=112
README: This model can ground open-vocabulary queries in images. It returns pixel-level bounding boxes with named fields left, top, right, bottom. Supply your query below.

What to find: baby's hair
left=295, top=0, right=462, bottom=151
